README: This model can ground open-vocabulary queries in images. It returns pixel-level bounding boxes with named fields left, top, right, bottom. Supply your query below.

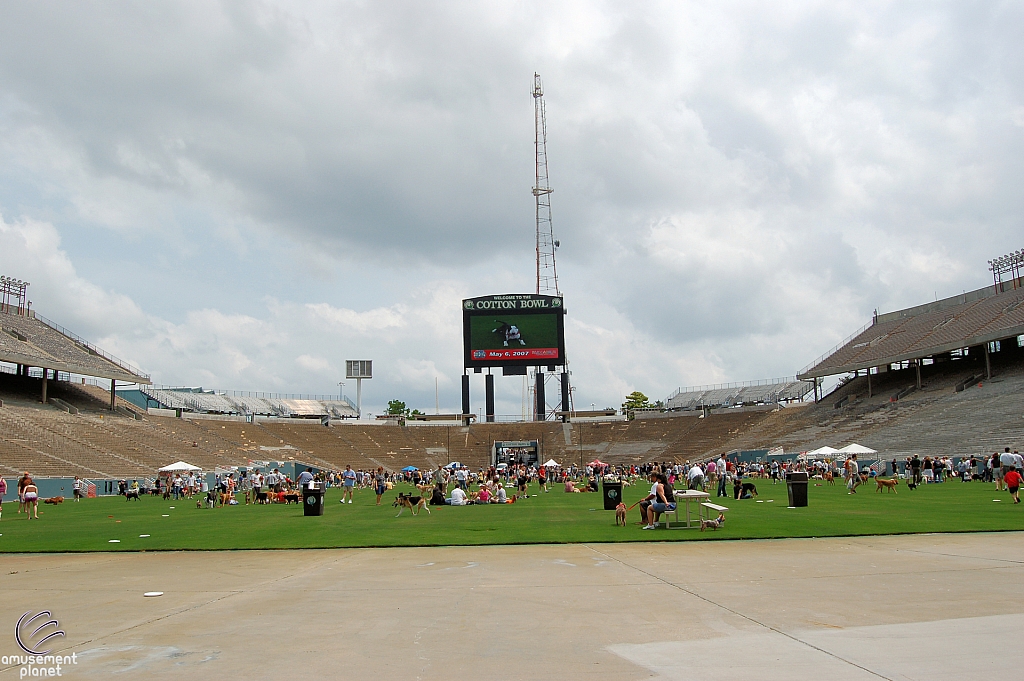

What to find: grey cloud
left=2, top=1, right=1024, bottom=399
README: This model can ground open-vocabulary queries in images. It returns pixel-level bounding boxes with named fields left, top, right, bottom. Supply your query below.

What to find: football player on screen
left=492, top=320, right=527, bottom=347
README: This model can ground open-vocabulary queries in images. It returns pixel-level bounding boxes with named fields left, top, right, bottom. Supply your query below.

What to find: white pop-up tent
left=803, top=446, right=841, bottom=458
left=838, top=443, right=877, bottom=455
left=542, top=459, right=561, bottom=467
left=158, top=461, right=203, bottom=473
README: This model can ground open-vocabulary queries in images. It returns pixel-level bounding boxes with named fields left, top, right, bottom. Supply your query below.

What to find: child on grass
left=1004, top=467, right=1022, bottom=504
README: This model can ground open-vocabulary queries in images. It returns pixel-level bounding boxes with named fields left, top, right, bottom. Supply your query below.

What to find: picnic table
left=662, top=489, right=710, bottom=528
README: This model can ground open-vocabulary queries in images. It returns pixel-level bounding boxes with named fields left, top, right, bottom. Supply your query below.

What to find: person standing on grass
left=1004, top=466, right=1022, bottom=504
left=999, top=448, right=1015, bottom=483
left=17, top=472, right=31, bottom=515
left=910, top=455, right=922, bottom=486
left=72, top=475, right=84, bottom=501
left=251, top=469, right=263, bottom=503
left=374, top=467, right=387, bottom=506
left=845, top=455, right=860, bottom=494
left=992, top=453, right=1004, bottom=491
left=434, top=465, right=448, bottom=494
left=0, top=476, right=7, bottom=519
left=342, top=465, right=356, bottom=504
left=716, top=456, right=728, bottom=497
left=22, top=476, right=39, bottom=519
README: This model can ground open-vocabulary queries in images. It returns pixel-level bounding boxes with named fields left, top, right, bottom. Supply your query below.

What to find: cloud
left=2, top=1, right=1023, bottom=411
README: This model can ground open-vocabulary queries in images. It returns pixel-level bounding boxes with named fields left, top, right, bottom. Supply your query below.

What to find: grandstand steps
left=0, top=408, right=131, bottom=478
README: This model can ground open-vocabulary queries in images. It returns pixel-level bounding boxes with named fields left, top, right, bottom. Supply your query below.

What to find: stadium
left=2, top=8, right=1023, bottom=676
left=3, top=262, right=1023, bottom=679
left=4, top=265, right=1023, bottom=484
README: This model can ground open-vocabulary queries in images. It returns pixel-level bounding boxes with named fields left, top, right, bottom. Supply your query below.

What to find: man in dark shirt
left=910, top=455, right=922, bottom=486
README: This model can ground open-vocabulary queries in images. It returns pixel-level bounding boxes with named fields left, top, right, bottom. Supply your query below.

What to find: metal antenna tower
left=533, top=73, right=560, bottom=295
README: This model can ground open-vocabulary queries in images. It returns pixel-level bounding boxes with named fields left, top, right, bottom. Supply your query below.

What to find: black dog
left=125, top=489, right=140, bottom=501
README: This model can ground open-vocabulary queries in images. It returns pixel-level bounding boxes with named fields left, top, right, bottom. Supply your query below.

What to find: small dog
left=415, top=484, right=435, bottom=498
left=700, top=512, right=726, bottom=531
left=615, top=502, right=627, bottom=526
left=125, top=489, right=140, bottom=501
left=44, top=496, right=64, bottom=505
left=823, top=471, right=835, bottom=485
left=282, top=491, right=301, bottom=504
left=906, top=479, right=918, bottom=491
left=256, top=491, right=269, bottom=504
left=875, top=478, right=898, bottom=493
left=393, top=493, right=430, bottom=517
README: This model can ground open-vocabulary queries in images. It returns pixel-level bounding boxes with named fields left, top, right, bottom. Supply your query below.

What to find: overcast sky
left=1, top=1, right=1021, bottom=416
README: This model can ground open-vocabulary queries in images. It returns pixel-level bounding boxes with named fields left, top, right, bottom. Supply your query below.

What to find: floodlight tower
left=533, top=73, right=560, bottom=296
left=531, top=74, right=572, bottom=421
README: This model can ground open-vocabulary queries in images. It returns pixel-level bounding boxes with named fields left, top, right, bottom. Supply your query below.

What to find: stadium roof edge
left=0, top=308, right=150, bottom=384
left=797, top=279, right=1024, bottom=380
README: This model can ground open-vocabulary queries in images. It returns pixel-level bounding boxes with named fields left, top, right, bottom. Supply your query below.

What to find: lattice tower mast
left=533, top=73, right=560, bottom=295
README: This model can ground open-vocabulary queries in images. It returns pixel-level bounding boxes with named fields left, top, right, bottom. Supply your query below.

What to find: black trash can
left=302, top=484, right=325, bottom=516
left=602, top=481, right=623, bottom=511
left=786, top=472, right=808, bottom=507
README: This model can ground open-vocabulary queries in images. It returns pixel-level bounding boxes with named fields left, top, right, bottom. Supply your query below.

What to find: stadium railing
left=30, top=311, right=150, bottom=380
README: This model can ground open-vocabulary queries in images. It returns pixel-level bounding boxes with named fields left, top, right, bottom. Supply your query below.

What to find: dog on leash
left=393, top=493, right=431, bottom=517
left=44, top=496, right=64, bottom=505
left=615, top=502, right=627, bottom=526
left=700, top=512, right=726, bottom=531
left=875, top=477, right=898, bottom=493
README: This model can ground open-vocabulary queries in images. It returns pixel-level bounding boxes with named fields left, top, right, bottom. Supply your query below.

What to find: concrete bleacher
left=4, top=352, right=1022, bottom=480
left=666, top=379, right=812, bottom=410
left=138, top=386, right=357, bottom=419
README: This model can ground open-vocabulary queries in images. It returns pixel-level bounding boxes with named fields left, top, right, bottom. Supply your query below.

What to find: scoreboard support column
left=462, top=373, right=471, bottom=425
left=485, top=372, right=495, bottom=423
left=535, top=369, right=546, bottom=421
left=560, top=371, right=570, bottom=421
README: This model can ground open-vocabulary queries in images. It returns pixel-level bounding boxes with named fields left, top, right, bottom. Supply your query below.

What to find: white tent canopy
left=542, top=459, right=561, bottom=467
left=805, top=446, right=841, bottom=457
left=158, top=461, right=203, bottom=472
left=838, top=443, right=877, bottom=455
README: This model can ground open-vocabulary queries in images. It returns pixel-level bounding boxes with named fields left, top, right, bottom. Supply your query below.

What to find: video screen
left=463, top=295, right=565, bottom=367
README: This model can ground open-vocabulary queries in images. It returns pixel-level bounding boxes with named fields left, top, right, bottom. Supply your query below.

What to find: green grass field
left=1, top=480, right=1021, bottom=552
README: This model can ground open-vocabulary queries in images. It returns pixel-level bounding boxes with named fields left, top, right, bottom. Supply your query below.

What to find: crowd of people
left=5, top=445, right=1021, bottom=519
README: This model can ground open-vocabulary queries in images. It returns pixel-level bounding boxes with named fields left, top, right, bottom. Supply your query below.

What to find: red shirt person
left=1003, top=468, right=1022, bottom=504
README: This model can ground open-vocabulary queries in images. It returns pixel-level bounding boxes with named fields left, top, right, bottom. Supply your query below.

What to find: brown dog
left=700, top=512, right=726, bottom=531
left=615, top=502, right=627, bottom=526
left=393, top=493, right=430, bottom=517
left=823, top=471, right=835, bottom=485
left=875, top=477, right=898, bottom=493
left=44, top=496, right=64, bottom=505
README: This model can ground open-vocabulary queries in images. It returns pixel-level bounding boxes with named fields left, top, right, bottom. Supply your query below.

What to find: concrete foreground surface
left=2, top=533, right=1022, bottom=680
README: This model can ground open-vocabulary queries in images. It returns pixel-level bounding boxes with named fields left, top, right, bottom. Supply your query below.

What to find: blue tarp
left=401, top=466, right=418, bottom=472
